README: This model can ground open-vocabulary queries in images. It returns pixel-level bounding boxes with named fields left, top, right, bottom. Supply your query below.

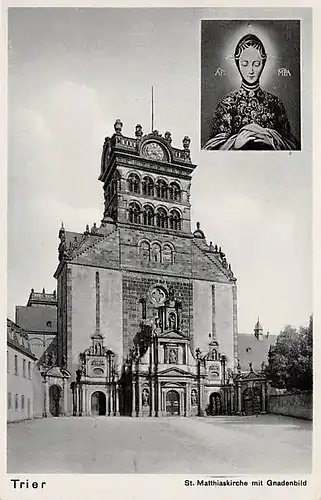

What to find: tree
left=266, top=317, right=312, bottom=391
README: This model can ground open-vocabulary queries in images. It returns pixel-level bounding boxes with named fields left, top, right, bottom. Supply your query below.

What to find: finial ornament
left=164, top=131, right=172, bottom=144
left=114, top=119, right=123, bottom=135
left=135, top=124, right=143, bottom=138
left=196, top=222, right=200, bottom=230
left=182, top=136, right=191, bottom=150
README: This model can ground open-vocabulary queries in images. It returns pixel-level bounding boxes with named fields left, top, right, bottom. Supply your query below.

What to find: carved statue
left=135, top=124, right=143, bottom=138
left=114, top=119, right=123, bottom=134
left=211, top=348, right=218, bottom=360
left=168, top=348, right=178, bottom=364
left=91, top=223, right=98, bottom=234
left=182, top=136, right=191, bottom=150
left=142, top=388, right=149, bottom=406
left=191, top=389, right=198, bottom=406
left=168, top=313, right=176, bottom=330
left=164, top=131, right=172, bottom=144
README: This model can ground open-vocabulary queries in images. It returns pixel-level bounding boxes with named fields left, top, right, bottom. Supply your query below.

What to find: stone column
left=185, top=383, right=191, bottom=417
left=131, top=381, right=136, bottom=417
left=137, top=381, right=143, bottom=417
left=81, top=385, right=86, bottom=416
left=77, top=385, right=82, bottom=416
left=158, top=383, right=162, bottom=417
left=110, top=387, right=114, bottom=416
left=43, top=379, right=49, bottom=417
left=180, top=390, right=185, bottom=416
left=150, top=380, right=155, bottom=417
left=237, top=382, right=242, bottom=415
left=63, top=378, right=68, bottom=416
left=115, top=383, right=120, bottom=416
left=199, top=379, right=205, bottom=416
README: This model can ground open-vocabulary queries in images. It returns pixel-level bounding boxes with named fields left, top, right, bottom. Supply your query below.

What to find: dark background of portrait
left=201, top=20, right=301, bottom=148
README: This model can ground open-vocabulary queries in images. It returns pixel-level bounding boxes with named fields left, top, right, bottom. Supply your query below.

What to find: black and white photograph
left=201, top=20, right=301, bottom=150
left=5, top=5, right=313, bottom=487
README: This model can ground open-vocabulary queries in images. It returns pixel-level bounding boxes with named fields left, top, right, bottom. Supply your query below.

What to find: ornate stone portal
left=71, top=334, right=119, bottom=417
left=119, top=286, right=231, bottom=417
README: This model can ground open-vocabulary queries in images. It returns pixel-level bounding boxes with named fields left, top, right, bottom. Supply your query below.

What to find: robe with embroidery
left=203, top=86, right=299, bottom=150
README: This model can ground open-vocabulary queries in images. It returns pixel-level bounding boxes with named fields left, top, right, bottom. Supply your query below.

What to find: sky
left=7, top=7, right=312, bottom=334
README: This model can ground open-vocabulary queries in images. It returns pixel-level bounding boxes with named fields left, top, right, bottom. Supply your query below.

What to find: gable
left=158, top=330, right=189, bottom=340
left=191, top=241, right=232, bottom=283
left=71, top=228, right=120, bottom=268
left=158, top=366, right=194, bottom=378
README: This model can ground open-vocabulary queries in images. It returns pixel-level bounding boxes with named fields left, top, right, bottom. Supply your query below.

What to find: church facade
left=52, top=120, right=242, bottom=417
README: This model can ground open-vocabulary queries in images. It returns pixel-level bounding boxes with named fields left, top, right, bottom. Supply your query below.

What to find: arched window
left=169, top=209, right=181, bottom=230
left=156, top=208, right=168, bottom=229
left=139, top=240, right=150, bottom=262
left=143, top=205, right=154, bottom=226
left=142, top=176, right=154, bottom=197
left=163, top=244, right=173, bottom=264
left=169, top=182, right=181, bottom=202
left=139, top=298, right=147, bottom=319
left=127, top=173, right=140, bottom=194
left=128, top=202, right=141, bottom=224
left=151, top=243, right=161, bottom=263
left=156, top=179, right=168, bottom=199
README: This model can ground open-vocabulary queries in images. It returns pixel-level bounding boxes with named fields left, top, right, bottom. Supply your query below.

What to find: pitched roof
left=7, top=318, right=36, bottom=359
left=238, top=333, right=278, bottom=371
left=15, top=305, right=57, bottom=333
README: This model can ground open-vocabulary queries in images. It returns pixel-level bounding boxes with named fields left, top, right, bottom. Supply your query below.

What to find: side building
left=15, top=288, right=58, bottom=362
left=7, top=319, right=37, bottom=422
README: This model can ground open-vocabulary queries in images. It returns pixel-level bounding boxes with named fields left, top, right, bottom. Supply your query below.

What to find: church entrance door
left=91, top=391, right=106, bottom=416
left=209, top=393, right=222, bottom=415
left=166, top=390, right=180, bottom=416
left=49, top=385, right=61, bottom=417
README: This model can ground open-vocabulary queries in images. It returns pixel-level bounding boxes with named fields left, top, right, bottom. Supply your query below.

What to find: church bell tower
left=98, top=120, right=197, bottom=235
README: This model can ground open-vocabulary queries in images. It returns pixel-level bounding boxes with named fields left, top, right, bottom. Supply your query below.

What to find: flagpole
left=151, top=85, right=154, bottom=132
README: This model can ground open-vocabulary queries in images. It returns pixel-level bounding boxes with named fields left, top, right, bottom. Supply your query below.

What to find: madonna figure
left=203, top=34, right=299, bottom=150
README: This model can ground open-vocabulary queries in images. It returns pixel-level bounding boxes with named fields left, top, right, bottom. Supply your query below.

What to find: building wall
left=193, top=280, right=234, bottom=368
left=120, top=226, right=192, bottom=278
left=193, top=280, right=212, bottom=353
left=70, top=265, right=122, bottom=377
left=213, top=283, right=234, bottom=369
left=268, top=391, right=312, bottom=420
left=122, top=271, right=193, bottom=357
left=7, top=347, right=35, bottom=422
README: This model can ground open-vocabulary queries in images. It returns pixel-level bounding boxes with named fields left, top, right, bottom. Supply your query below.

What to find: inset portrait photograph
left=201, top=20, right=301, bottom=151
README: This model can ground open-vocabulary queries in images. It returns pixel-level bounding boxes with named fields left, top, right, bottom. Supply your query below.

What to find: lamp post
left=195, top=348, right=202, bottom=417
left=40, top=354, right=51, bottom=418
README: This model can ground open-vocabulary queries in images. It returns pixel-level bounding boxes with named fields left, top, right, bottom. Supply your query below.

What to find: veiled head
left=234, top=34, right=267, bottom=85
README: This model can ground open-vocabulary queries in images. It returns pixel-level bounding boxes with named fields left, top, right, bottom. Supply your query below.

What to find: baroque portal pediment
left=158, top=366, right=194, bottom=378
left=158, top=330, right=189, bottom=341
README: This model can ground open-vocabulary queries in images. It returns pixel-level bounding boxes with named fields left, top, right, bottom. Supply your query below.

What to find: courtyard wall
left=268, top=391, right=312, bottom=420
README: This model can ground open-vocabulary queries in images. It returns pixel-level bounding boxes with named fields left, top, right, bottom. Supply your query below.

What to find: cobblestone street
left=7, top=414, right=312, bottom=474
